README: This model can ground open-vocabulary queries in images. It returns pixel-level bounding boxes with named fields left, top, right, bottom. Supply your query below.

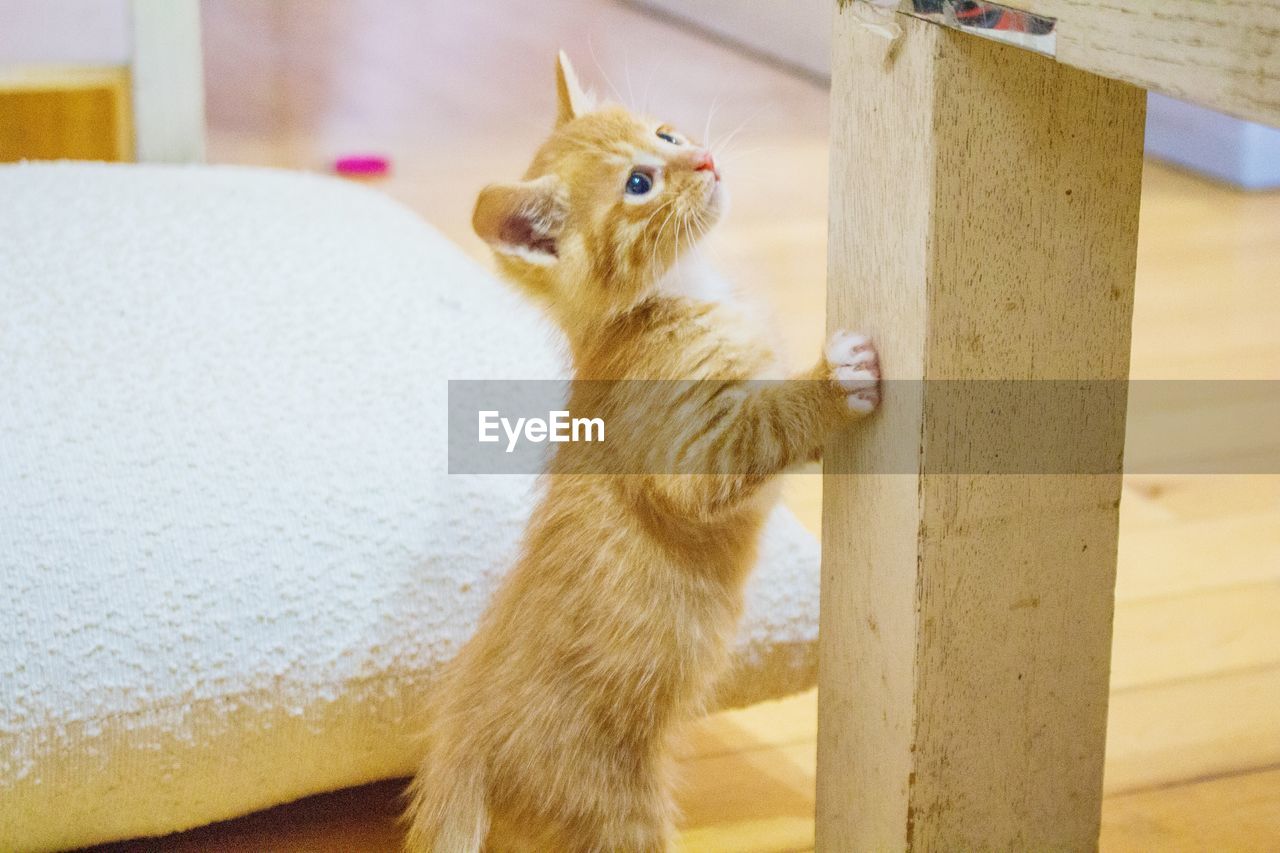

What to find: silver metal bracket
left=898, top=0, right=1057, bottom=57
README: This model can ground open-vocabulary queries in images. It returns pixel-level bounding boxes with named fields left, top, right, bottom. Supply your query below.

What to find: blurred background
left=3, top=1, right=1277, bottom=850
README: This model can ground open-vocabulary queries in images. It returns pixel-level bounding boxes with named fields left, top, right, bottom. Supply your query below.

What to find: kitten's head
left=473, top=52, right=724, bottom=328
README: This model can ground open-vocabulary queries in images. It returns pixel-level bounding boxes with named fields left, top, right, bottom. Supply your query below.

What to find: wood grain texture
left=1117, top=477, right=1280, bottom=600
left=1106, top=663, right=1280, bottom=793
left=0, top=66, right=132, bottom=162
left=983, top=0, right=1280, bottom=125
left=1101, top=766, right=1280, bottom=853
left=819, top=10, right=1145, bottom=850
left=1110, top=581, right=1280, bottom=689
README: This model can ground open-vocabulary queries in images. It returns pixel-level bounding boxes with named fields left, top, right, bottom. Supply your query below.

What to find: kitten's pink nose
left=693, top=150, right=719, bottom=179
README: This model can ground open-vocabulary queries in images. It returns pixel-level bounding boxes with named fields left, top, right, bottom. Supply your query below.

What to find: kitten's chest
left=656, top=256, right=733, bottom=304
left=651, top=563, right=746, bottom=685
left=656, top=261, right=785, bottom=375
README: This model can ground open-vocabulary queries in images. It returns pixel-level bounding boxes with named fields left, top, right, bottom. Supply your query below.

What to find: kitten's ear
left=473, top=175, right=568, bottom=266
left=555, top=50, right=593, bottom=127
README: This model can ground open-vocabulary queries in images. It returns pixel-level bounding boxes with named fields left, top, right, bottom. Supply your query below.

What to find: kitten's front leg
left=777, top=329, right=881, bottom=465
left=727, top=328, right=882, bottom=468
left=799, top=329, right=880, bottom=464
left=642, top=333, right=879, bottom=516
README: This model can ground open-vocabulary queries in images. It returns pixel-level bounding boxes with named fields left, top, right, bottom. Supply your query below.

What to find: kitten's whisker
left=640, top=198, right=677, bottom=233
left=717, top=140, right=765, bottom=156
left=713, top=138, right=773, bottom=177
left=643, top=200, right=680, bottom=271
left=651, top=202, right=682, bottom=277
left=677, top=211, right=698, bottom=282
left=713, top=125, right=753, bottom=159
left=624, top=56, right=637, bottom=112
left=670, top=209, right=687, bottom=284
left=650, top=197, right=680, bottom=236
left=715, top=145, right=767, bottom=167
left=641, top=57, right=662, bottom=116
left=690, top=207, right=720, bottom=260
left=587, top=37, right=628, bottom=109
left=672, top=209, right=687, bottom=275
left=710, top=106, right=770, bottom=157
left=702, top=98, right=722, bottom=149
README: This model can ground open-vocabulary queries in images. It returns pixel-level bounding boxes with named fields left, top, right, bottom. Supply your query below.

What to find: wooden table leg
left=817, top=10, right=1146, bottom=851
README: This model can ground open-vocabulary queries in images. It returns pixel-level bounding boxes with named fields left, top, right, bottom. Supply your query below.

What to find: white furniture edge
left=130, top=0, right=205, bottom=163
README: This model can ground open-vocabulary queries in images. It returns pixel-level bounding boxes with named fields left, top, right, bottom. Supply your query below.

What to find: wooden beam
left=130, top=0, right=205, bottom=162
left=974, top=0, right=1280, bottom=126
left=817, top=10, right=1145, bottom=851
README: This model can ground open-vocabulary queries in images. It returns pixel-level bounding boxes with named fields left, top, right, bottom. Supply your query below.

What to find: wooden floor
left=94, top=0, right=1280, bottom=849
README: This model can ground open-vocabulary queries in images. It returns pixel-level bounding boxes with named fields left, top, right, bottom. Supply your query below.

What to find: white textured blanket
left=0, top=163, right=820, bottom=851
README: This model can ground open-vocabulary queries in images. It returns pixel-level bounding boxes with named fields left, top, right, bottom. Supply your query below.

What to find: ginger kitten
left=405, top=52, right=879, bottom=852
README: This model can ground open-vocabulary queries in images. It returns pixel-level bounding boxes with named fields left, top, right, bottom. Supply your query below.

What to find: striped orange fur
left=405, top=52, right=879, bottom=853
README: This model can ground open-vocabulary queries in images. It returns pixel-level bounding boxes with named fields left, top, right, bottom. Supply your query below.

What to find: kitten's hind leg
left=403, top=751, right=489, bottom=853
left=586, top=797, right=676, bottom=853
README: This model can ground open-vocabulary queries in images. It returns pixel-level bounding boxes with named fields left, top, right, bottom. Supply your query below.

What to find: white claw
left=826, top=329, right=881, bottom=416
left=847, top=394, right=878, bottom=414
left=835, top=367, right=878, bottom=391
left=825, top=331, right=870, bottom=364
left=849, top=348, right=876, bottom=366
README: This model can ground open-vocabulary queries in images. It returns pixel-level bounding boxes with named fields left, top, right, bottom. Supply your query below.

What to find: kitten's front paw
left=825, top=330, right=880, bottom=415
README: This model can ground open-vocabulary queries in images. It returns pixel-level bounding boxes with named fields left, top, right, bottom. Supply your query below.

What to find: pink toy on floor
left=334, top=155, right=390, bottom=178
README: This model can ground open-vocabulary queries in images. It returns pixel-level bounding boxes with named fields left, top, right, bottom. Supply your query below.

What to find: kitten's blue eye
left=626, top=170, right=653, bottom=195
left=657, top=130, right=679, bottom=145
